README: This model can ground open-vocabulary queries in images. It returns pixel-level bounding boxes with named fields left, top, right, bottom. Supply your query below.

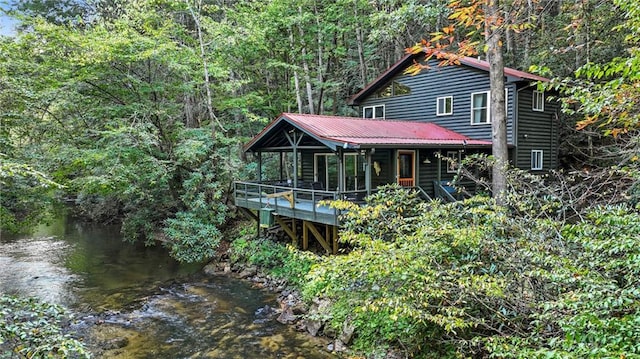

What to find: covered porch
left=234, top=113, right=492, bottom=253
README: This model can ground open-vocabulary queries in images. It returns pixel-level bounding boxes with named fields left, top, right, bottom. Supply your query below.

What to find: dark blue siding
left=515, top=88, right=560, bottom=170
left=357, top=62, right=515, bottom=144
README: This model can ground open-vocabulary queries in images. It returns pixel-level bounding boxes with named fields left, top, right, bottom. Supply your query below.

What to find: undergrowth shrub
left=487, top=205, right=640, bottom=358
left=0, top=295, right=89, bottom=359
left=305, top=194, right=569, bottom=357
left=303, top=181, right=640, bottom=358
left=229, top=237, right=319, bottom=288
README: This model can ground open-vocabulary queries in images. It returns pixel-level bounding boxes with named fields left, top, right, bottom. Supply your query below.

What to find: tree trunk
left=486, top=0, right=508, bottom=205
left=298, top=6, right=315, bottom=114
left=290, top=29, right=303, bottom=113
left=186, top=0, right=224, bottom=137
left=354, top=1, right=367, bottom=88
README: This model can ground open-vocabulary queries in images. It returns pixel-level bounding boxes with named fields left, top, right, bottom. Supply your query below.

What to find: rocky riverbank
left=202, top=260, right=358, bottom=355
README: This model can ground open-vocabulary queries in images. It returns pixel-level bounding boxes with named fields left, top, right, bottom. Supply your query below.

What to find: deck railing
left=234, top=181, right=372, bottom=225
left=433, top=180, right=457, bottom=202
left=234, top=180, right=435, bottom=225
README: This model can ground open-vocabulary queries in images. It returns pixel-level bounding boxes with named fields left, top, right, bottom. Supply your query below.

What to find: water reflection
left=0, top=214, right=201, bottom=309
left=0, top=236, right=77, bottom=305
left=0, top=214, right=335, bottom=358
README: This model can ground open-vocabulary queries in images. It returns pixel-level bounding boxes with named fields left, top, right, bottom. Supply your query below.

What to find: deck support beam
left=274, top=215, right=298, bottom=246
left=303, top=220, right=332, bottom=253
left=332, top=225, right=338, bottom=254
left=238, top=207, right=258, bottom=222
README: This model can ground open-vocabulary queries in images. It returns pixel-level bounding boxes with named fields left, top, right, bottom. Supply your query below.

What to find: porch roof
left=244, top=113, right=492, bottom=152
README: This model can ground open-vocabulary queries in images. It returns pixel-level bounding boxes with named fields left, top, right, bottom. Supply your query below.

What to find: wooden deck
left=234, top=181, right=356, bottom=226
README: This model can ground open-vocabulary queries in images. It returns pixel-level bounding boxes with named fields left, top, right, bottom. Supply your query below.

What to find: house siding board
left=515, top=88, right=559, bottom=170
left=417, top=149, right=439, bottom=197
left=357, top=62, right=515, bottom=144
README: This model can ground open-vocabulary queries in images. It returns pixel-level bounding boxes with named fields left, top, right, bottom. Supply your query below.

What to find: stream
left=0, top=214, right=334, bottom=358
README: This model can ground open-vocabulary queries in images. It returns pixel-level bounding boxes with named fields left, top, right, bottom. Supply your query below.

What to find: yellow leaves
left=576, top=116, right=597, bottom=131
left=407, top=42, right=426, bottom=55
left=404, top=62, right=429, bottom=76
left=610, top=128, right=628, bottom=138
left=442, top=24, right=456, bottom=35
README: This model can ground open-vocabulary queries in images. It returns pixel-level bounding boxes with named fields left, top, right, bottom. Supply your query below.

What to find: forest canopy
left=0, top=0, right=637, bottom=258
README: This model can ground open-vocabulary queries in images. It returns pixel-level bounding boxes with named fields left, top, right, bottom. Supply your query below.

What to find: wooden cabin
left=234, top=52, right=560, bottom=253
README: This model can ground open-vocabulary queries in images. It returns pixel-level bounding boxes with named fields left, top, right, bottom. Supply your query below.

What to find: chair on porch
left=311, top=181, right=333, bottom=203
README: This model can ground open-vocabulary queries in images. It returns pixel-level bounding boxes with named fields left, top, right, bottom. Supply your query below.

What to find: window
left=531, top=150, right=543, bottom=170
left=533, top=91, right=544, bottom=112
left=446, top=151, right=459, bottom=173
left=344, top=153, right=366, bottom=191
left=376, top=81, right=411, bottom=98
left=314, top=154, right=339, bottom=190
left=363, top=105, right=385, bottom=119
left=471, top=91, right=489, bottom=124
left=437, top=96, right=453, bottom=116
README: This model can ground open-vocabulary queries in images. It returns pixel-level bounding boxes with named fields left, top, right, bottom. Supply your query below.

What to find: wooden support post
left=306, top=221, right=331, bottom=253
left=325, top=224, right=330, bottom=250
left=274, top=215, right=298, bottom=245
left=303, top=221, right=309, bottom=250
left=293, top=219, right=298, bottom=247
left=332, top=225, right=339, bottom=254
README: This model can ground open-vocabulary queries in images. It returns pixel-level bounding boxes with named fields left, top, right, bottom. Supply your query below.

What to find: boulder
left=277, top=304, right=297, bottom=324
left=304, top=319, right=323, bottom=337
left=238, top=266, right=258, bottom=279
left=202, top=263, right=218, bottom=276
left=339, top=320, right=355, bottom=345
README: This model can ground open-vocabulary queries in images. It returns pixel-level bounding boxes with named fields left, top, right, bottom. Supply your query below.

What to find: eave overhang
left=348, top=51, right=550, bottom=106
left=243, top=113, right=492, bottom=154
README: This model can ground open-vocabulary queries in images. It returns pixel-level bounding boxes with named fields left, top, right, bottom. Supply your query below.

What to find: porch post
left=436, top=150, right=442, bottom=183
left=337, top=151, right=344, bottom=193
left=292, top=132, right=298, bottom=187
left=257, top=151, right=262, bottom=182
left=279, top=152, right=284, bottom=181
left=365, top=149, right=372, bottom=194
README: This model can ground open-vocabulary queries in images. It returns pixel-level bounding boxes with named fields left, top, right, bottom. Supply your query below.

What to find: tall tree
left=408, top=0, right=538, bottom=204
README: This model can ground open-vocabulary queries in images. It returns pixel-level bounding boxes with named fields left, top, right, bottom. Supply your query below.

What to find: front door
left=397, top=150, right=415, bottom=187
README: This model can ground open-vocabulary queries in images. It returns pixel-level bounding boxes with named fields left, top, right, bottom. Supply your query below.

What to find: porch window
left=343, top=153, right=366, bottom=191
left=446, top=151, right=459, bottom=173
left=314, top=154, right=339, bottom=191
left=471, top=91, right=489, bottom=124
left=437, top=96, right=453, bottom=116
left=531, top=150, right=543, bottom=170
left=533, top=91, right=544, bottom=112
left=363, top=105, right=385, bottom=119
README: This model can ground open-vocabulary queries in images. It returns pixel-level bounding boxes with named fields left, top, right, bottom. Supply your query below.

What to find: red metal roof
left=348, top=51, right=549, bottom=105
left=244, top=113, right=491, bottom=152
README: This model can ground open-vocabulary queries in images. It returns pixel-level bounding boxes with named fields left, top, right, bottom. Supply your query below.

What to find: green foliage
left=305, top=195, right=568, bottom=357
left=302, top=179, right=640, bottom=358
left=229, top=237, right=319, bottom=288
left=0, top=295, right=89, bottom=359
left=328, top=184, right=427, bottom=245
left=163, top=211, right=221, bottom=263
left=160, top=129, right=229, bottom=262
left=0, top=161, right=59, bottom=233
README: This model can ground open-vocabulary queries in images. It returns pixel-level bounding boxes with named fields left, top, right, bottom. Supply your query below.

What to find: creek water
left=0, top=214, right=334, bottom=358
